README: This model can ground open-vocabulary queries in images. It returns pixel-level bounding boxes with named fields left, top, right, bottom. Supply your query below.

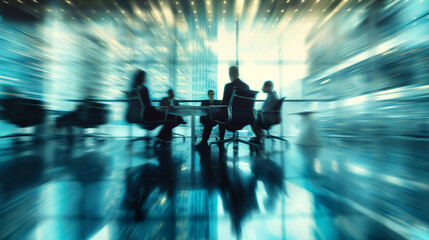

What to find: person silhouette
left=196, top=66, right=249, bottom=148
left=126, top=70, right=186, bottom=142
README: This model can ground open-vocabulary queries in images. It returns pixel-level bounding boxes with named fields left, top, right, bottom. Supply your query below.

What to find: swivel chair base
left=195, top=132, right=219, bottom=142
left=263, top=130, right=289, bottom=149
left=265, top=135, right=289, bottom=142
left=210, top=132, right=263, bottom=159
left=172, top=133, right=186, bottom=142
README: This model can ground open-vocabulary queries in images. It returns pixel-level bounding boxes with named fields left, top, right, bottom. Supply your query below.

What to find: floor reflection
left=0, top=135, right=426, bottom=239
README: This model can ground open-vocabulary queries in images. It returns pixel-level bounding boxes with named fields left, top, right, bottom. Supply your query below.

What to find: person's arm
left=222, top=84, right=231, bottom=105
left=263, top=92, right=278, bottom=111
left=140, top=87, right=152, bottom=107
left=160, top=98, right=167, bottom=106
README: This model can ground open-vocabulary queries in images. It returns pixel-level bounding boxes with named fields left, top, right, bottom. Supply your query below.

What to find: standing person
left=160, top=89, right=179, bottom=107
left=195, top=90, right=221, bottom=148
left=196, top=66, right=249, bottom=148
left=126, top=70, right=185, bottom=142
left=250, top=80, right=279, bottom=144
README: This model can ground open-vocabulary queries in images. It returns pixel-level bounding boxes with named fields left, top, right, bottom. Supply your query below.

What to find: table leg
left=191, top=109, right=195, bottom=147
left=191, top=109, right=196, bottom=172
left=296, top=114, right=321, bottom=146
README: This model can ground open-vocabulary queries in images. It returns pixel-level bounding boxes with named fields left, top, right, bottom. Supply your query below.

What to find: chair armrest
left=157, top=106, right=170, bottom=121
left=209, top=105, right=230, bottom=124
left=260, top=110, right=281, bottom=113
left=258, top=110, right=282, bottom=125
left=141, top=106, right=171, bottom=122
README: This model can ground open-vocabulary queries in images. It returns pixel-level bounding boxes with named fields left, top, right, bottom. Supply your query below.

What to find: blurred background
left=0, top=0, right=429, bottom=239
left=0, top=0, right=428, bottom=138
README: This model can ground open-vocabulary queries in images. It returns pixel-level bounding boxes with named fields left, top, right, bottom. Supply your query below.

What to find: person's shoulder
left=224, top=82, right=233, bottom=91
left=160, top=97, right=169, bottom=103
left=238, top=79, right=250, bottom=89
left=271, top=91, right=279, bottom=99
left=138, top=85, right=148, bottom=94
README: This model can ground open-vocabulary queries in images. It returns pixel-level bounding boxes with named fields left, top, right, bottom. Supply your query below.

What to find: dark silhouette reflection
left=295, top=145, right=321, bottom=178
left=0, top=143, right=45, bottom=199
left=52, top=141, right=113, bottom=240
left=0, top=143, right=46, bottom=239
left=217, top=145, right=257, bottom=238
left=123, top=146, right=180, bottom=221
left=53, top=137, right=110, bottom=175
left=251, top=154, right=287, bottom=211
left=197, top=146, right=286, bottom=238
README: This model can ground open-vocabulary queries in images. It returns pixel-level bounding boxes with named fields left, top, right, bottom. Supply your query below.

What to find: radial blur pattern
left=0, top=0, right=429, bottom=239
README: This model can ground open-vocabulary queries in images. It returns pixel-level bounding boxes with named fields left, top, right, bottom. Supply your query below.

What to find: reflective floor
left=0, top=134, right=428, bottom=240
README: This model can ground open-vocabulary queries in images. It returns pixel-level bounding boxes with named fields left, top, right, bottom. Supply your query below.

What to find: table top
left=288, top=111, right=319, bottom=115
left=167, top=105, right=226, bottom=116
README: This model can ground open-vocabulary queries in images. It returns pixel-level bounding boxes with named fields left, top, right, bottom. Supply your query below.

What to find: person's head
left=262, top=80, right=274, bottom=93
left=229, top=66, right=239, bottom=81
left=168, top=89, right=175, bottom=99
left=207, top=90, right=215, bottom=100
left=132, top=69, right=146, bottom=88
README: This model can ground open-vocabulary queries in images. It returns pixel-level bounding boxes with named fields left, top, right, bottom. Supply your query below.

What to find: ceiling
left=0, top=0, right=373, bottom=31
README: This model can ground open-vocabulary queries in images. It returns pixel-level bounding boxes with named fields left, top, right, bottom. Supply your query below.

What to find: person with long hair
left=127, top=69, right=186, bottom=142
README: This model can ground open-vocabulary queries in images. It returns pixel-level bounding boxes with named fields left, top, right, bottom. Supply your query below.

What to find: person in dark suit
left=196, top=66, right=249, bottom=148
left=160, top=89, right=179, bottom=107
left=201, top=90, right=221, bottom=107
left=196, top=90, right=221, bottom=147
left=126, top=70, right=185, bottom=142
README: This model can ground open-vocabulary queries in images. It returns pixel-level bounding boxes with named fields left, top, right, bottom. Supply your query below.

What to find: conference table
left=66, top=99, right=226, bottom=147
left=65, top=98, right=329, bottom=148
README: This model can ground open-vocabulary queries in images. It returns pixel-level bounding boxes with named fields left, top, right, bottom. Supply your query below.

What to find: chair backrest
left=8, top=98, right=46, bottom=127
left=125, top=89, right=162, bottom=130
left=226, top=87, right=259, bottom=131
left=266, top=97, right=285, bottom=125
left=125, top=89, right=143, bottom=124
left=79, top=101, right=109, bottom=128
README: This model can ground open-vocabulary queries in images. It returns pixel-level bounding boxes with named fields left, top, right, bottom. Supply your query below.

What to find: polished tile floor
left=0, top=134, right=428, bottom=239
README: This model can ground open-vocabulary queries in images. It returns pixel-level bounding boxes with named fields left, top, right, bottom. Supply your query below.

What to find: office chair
left=125, top=90, right=180, bottom=146
left=209, top=88, right=261, bottom=158
left=0, top=98, right=46, bottom=141
left=74, top=101, right=110, bottom=141
left=259, top=97, right=289, bottom=143
left=195, top=118, right=219, bottom=142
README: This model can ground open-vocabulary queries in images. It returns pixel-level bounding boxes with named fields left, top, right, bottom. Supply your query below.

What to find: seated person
left=196, top=90, right=221, bottom=147
left=127, top=70, right=186, bottom=142
left=250, top=80, right=279, bottom=144
left=160, top=89, right=179, bottom=107
left=196, top=66, right=249, bottom=148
